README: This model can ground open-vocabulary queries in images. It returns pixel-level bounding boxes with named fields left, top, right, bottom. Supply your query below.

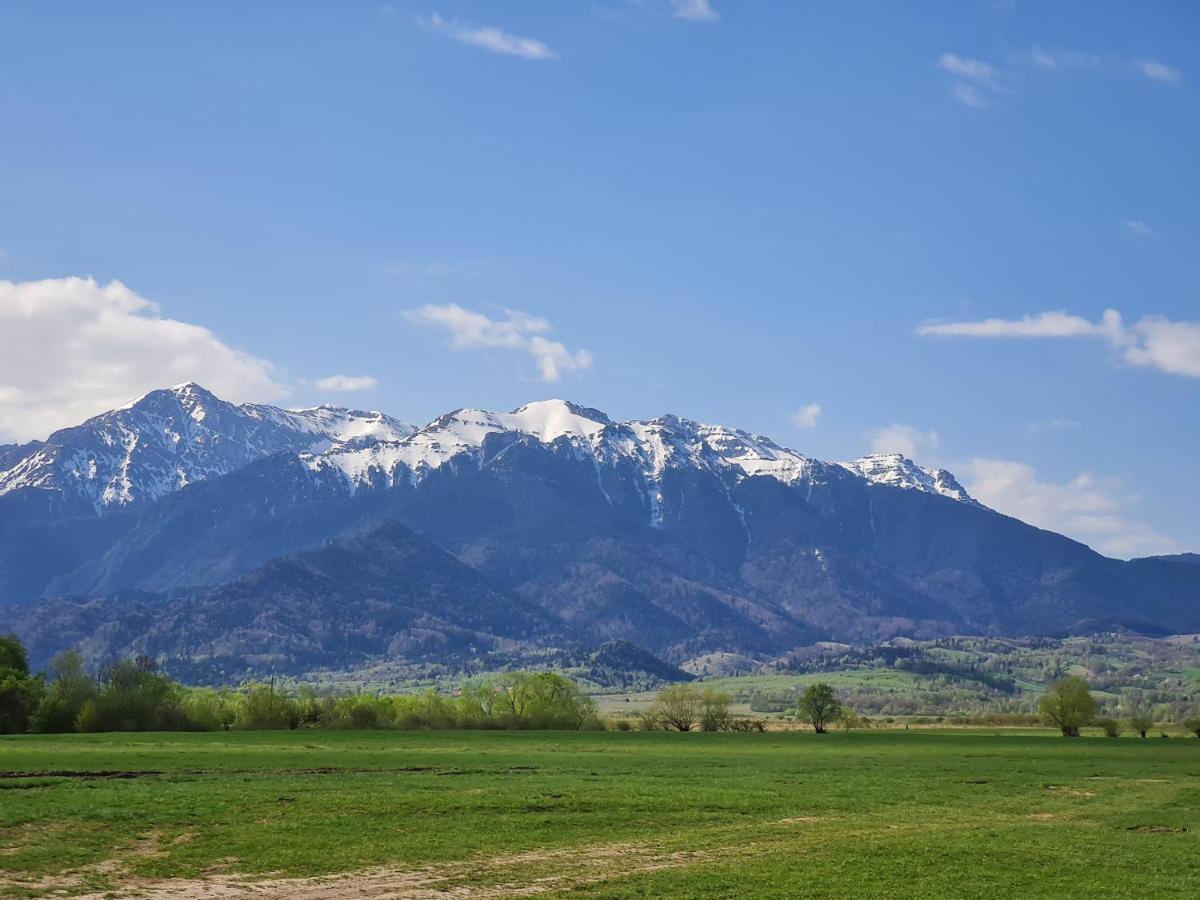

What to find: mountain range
left=2, top=383, right=1196, bottom=679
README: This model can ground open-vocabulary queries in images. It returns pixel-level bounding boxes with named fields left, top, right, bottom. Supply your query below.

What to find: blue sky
left=1, top=1, right=1197, bottom=557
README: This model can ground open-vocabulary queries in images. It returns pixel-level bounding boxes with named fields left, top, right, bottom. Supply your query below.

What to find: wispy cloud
left=867, top=423, right=940, bottom=460
left=791, top=403, right=821, bottom=429
left=918, top=310, right=1200, bottom=379
left=938, top=53, right=1006, bottom=109
left=1126, top=220, right=1153, bottom=236
left=1029, top=45, right=1100, bottom=71
left=670, top=0, right=719, bottom=22
left=938, top=53, right=1002, bottom=89
left=418, top=12, right=556, bottom=60
left=315, top=374, right=378, bottom=392
left=951, top=82, right=989, bottom=109
left=1136, top=59, right=1182, bottom=84
left=405, top=303, right=592, bottom=382
left=962, top=458, right=1175, bottom=558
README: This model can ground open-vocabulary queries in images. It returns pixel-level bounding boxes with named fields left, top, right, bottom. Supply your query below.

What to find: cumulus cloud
left=0, top=277, right=283, bottom=442
left=671, top=0, right=719, bottom=22
left=1136, top=59, right=1182, bottom=84
left=961, top=458, right=1176, bottom=558
left=315, top=374, right=378, bottom=392
left=917, top=309, right=1200, bottom=378
left=406, top=303, right=592, bottom=383
left=419, top=12, right=556, bottom=60
left=791, top=403, right=822, bottom=429
left=867, top=424, right=940, bottom=460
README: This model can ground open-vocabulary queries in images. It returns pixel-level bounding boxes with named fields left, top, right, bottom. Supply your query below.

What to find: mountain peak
left=837, top=453, right=980, bottom=507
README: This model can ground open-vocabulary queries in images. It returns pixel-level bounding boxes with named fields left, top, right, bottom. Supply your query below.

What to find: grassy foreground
left=1, top=730, right=1197, bottom=898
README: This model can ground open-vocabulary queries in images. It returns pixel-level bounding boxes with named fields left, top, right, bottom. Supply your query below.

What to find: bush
left=1096, top=716, right=1122, bottom=738
left=1183, top=718, right=1200, bottom=738
left=236, top=684, right=300, bottom=730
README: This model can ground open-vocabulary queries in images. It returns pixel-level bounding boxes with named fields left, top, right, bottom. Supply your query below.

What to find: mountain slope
left=9, top=521, right=552, bottom=678
left=0, top=383, right=413, bottom=514
left=2, top=386, right=1197, bottom=673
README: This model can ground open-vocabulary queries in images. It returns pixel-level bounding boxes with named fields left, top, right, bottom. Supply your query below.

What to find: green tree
left=1039, top=676, right=1095, bottom=737
left=0, top=634, right=43, bottom=734
left=236, top=682, right=300, bottom=730
left=837, top=707, right=868, bottom=732
left=86, top=658, right=189, bottom=732
left=1095, top=716, right=1122, bottom=738
left=1126, top=712, right=1153, bottom=739
left=1183, top=718, right=1200, bottom=738
left=32, top=650, right=97, bottom=733
left=649, top=684, right=702, bottom=731
left=798, top=683, right=841, bottom=734
left=699, top=686, right=732, bottom=732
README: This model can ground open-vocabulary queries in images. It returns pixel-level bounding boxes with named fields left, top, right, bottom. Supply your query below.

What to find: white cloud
left=961, top=458, right=1176, bottom=558
left=405, top=303, right=592, bottom=382
left=1126, top=219, right=1153, bottom=236
left=1136, top=59, right=1182, bottom=84
left=951, top=82, right=988, bottom=109
left=917, top=309, right=1200, bottom=378
left=938, top=53, right=1001, bottom=88
left=791, top=403, right=821, bottom=429
left=938, top=53, right=1008, bottom=109
left=918, top=310, right=1124, bottom=340
left=315, top=374, right=378, bottom=392
left=1124, top=316, right=1200, bottom=378
left=671, top=0, right=719, bottom=22
left=419, top=12, right=556, bottom=60
left=867, top=424, right=940, bottom=460
left=0, top=277, right=283, bottom=442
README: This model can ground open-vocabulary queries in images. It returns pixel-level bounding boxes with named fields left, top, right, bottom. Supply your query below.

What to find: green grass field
left=2, top=730, right=1197, bottom=898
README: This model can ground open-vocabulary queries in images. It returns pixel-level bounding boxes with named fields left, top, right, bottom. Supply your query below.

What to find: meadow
left=2, top=729, right=1197, bottom=898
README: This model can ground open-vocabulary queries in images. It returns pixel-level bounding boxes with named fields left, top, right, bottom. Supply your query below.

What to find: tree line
left=0, top=635, right=600, bottom=733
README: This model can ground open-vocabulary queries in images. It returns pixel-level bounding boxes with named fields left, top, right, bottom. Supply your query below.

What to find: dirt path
left=67, top=841, right=721, bottom=899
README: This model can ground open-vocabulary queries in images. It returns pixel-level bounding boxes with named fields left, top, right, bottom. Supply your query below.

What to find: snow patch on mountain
left=837, top=453, right=980, bottom=506
left=0, top=383, right=415, bottom=511
left=0, top=387, right=981, bottom=517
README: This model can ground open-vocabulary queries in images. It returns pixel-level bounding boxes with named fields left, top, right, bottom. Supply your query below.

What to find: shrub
left=1096, top=716, right=1122, bottom=738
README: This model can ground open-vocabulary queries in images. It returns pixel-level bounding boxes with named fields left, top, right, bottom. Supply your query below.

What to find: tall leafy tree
left=1039, top=676, right=1096, bottom=737
left=798, top=683, right=841, bottom=734
left=0, top=634, right=43, bottom=734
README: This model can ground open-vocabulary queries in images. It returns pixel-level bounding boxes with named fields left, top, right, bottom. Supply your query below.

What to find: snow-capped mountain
left=301, top=399, right=972, bottom=523
left=2, top=385, right=1196, bottom=672
left=0, top=383, right=413, bottom=512
left=837, top=453, right=979, bottom=507
left=0, top=389, right=975, bottom=520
